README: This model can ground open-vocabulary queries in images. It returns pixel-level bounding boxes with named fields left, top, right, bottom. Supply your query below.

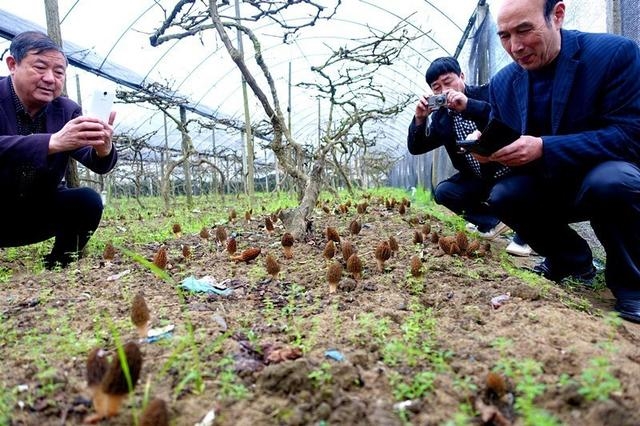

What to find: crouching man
left=0, top=31, right=117, bottom=269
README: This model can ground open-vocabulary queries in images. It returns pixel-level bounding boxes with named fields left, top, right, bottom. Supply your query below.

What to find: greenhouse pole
left=264, top=150, right=269, bottom=192
left=279, top=60, right=295, bottom=194
left=235, top=0, right=255, bottom=199
left=225, top=157, right=231, bottom=194
left=274, top=155, right=280, bottom=191
left=211, top=129, right=217, bottom=197
left=161, top=114, right=167, bottom=179
left=44, top=0, right=65, bottom=94
left=288, top=62, right=292, bottom=135
left=607, top=0, right=622, bottom=34
left=317, top=98, right=321, bottom=145
left=179, top=106, right=194, bottom=207
left=241, top=130, right=247, bottom=193
left=275, top=151, right=280, bottom=192
left=45, top=0, right=80, bottom=188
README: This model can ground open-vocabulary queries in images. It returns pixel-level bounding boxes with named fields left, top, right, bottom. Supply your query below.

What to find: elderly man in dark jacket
left=407, top=57, right=529, bottom=254
left=0, top=31, right=117, bottom=269
left=484, top=0, right=640, bottom=321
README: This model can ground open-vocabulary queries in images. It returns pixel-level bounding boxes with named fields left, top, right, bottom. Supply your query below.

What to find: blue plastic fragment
left=180, top=275, right=232, bottom=296
left=324, top=349, right=344, bottom=362
left=145, top=332, right=173, bottom=343
left=142, top=324, right=175, bottom=344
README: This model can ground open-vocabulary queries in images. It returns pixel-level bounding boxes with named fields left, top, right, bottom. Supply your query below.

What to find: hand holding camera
left=415, top=90, right=467, bottom=125
left=425, top=90, right=468, bottom=113
left=427, top=93, right=447, bottom=109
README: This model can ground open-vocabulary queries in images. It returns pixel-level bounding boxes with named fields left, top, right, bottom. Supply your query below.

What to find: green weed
left=0, top=383, right=16, bottom=426
left=281, top=283, right=305, bottom=317
left=329, top=302, right=343, bottom=342
left=308, top=362, right=333, bottom=388
left=578, top=356, right=621, bottom=401
left=0, top=265, right=12, bottom=283
left=560, top=295, right=594, bottom=313
left=444, top=402, right=475, bottom=426
left=388, top=370, right=436, bottom=400
left=296, top=315, right=321, bottom=353
left=216, top=357, right=249, bottom=400
left=247, top=263, right=266, bottom=282
left=604, top=312, right=623, bottom=341
left=452, top=376, right=478, bottom=395
left=262, top=295, right=277, bottom=326
left=493, top=357, right=560, bottom=426
left=355, top=312, right=391, bottom=346
left=410, top=185, right=432, bottom=207
left=491, top=337, right=513, bottom=358
left=405, top=275, right=425, bottom=294
left=174, top=369, right=206, bottom=398
left=261, top=191, right=298, bottom=214
left=381, top=338, right=405, bottom=367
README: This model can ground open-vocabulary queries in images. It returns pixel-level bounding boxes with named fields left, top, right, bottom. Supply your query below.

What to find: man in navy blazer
left=0, top=31, right=117, bottom=269
left=481, top=0, right=640, bottom=321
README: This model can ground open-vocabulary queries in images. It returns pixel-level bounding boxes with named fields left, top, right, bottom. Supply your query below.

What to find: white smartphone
left=86, top=89, right=114, bottom=122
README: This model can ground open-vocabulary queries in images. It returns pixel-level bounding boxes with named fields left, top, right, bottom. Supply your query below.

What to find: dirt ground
left=2, top=195, right=640, bottom=426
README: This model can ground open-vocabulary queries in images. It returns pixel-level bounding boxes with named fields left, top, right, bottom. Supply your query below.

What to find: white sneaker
left=465, top=222, right=478, bottom=233
left=506, top=240, right=532, bottom=256
left=477, top=222, right=509, bottom=240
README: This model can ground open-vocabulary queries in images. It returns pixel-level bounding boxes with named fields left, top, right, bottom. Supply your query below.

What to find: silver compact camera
left=427, top=94, right=447, bottom=109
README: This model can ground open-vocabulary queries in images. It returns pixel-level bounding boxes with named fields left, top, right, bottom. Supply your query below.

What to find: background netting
left=622, top=0, right=640, bottom=44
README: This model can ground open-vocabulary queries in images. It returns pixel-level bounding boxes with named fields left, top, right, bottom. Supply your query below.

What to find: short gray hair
left=10, top=31, right=67, bottom=64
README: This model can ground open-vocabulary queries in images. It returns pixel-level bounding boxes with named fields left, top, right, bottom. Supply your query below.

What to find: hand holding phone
left=456, top=139, right=480, bottom=153
left=86, top=89, right=114, bottom=122
left=456, top=119, right=521, bottom=156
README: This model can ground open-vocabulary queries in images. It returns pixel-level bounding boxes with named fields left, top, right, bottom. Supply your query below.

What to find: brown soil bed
left=1, top=195, right=639, bottom=426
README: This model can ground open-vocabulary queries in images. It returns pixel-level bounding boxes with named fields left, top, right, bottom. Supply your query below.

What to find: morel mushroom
left=152, top=245, right=168, bottom=270
left=410, top=255, right=422, bottom=278
left=325, top=226, right=340, bottom=243
left=388, top=235, right=399, bottom=256
left=346, top=253, right=363, bottom=282
left=323, top=240, right=336, bottom=261
left=265, top=253, right=280, bottom=280
left=374, top=241, right=392, bottom=272
left=327, top=261, right=343, bottom=294
left=231, top=247, right=261, bottom=263
left=215, top=225, right=228, bottom=244
left=349, top=219, right=362, bottom=236
left=281, top=232, right=294, bottom=259
left=341, top=240, right=356, bottom=263
left=130, top=292, right=150, bottom=338
left=103, top=242, right=116, bottom=262
left=84, top=342, right=142, bottom=424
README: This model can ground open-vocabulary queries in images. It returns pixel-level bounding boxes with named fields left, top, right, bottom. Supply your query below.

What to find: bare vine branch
left=149, top=0, right=340, bottom=46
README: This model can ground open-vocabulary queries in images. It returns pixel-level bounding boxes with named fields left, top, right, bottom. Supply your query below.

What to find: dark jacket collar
left=512, top=29, right=581, bottom=134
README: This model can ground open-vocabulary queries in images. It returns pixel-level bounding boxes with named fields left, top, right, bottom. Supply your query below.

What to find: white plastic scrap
left=490, top=293, right=511, bottom=309
left=393, top=400, right=414, bottom=411
left=106, top=269, right=131, bottom=281
left=195, top=409, right=216, bottom=426
left=147, top=324, right=175, bottom=338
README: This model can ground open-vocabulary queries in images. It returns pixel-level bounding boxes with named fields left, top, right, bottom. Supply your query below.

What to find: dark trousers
left=488, top=161, right=640, bottom=298
left=434, top=172, right=501, bottom=232
left=0, top=187, right=104, bottom=266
